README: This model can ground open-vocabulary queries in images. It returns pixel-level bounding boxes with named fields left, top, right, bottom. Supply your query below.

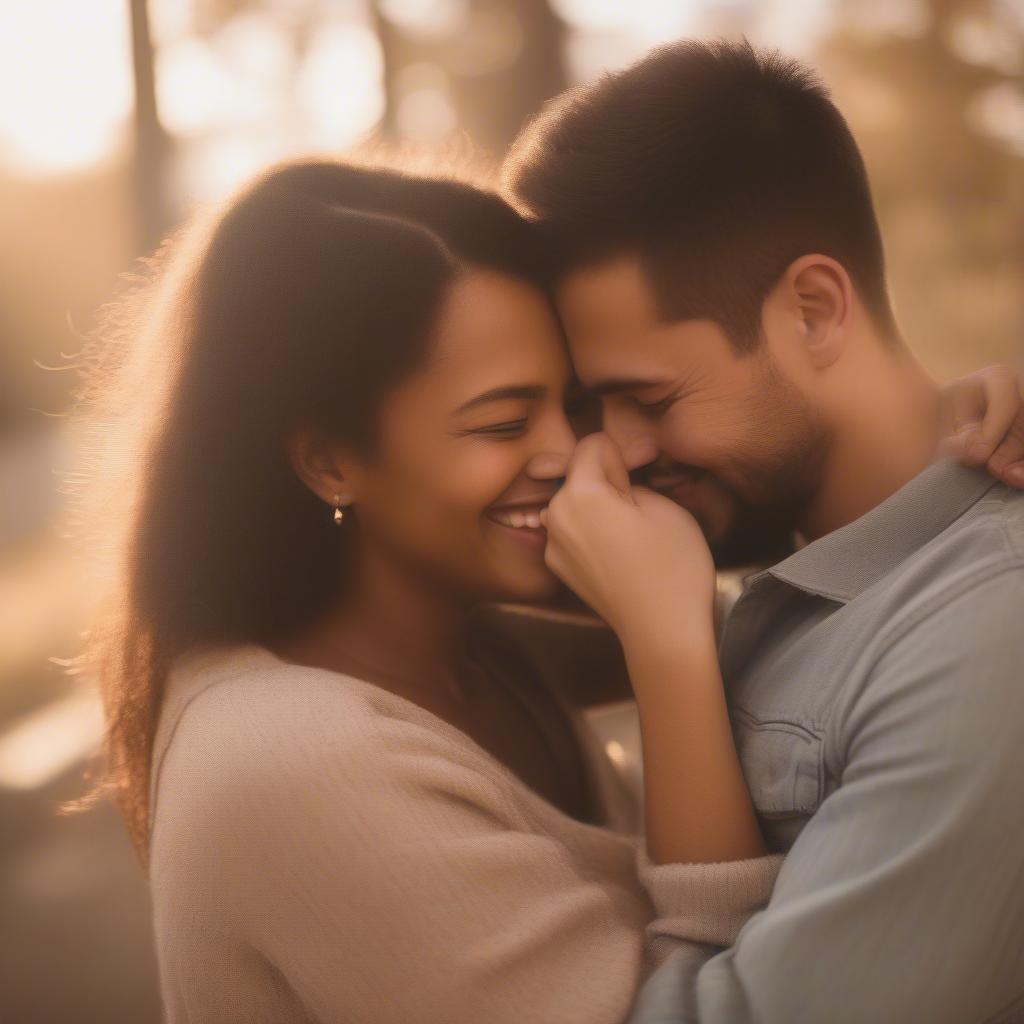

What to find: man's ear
left=285, top=420, right=356, bottom=507
left=780, top=254, right=852, bottom=371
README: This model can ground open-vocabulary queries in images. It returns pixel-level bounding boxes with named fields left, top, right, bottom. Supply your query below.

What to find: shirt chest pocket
left=731, top=708, right=825, bottom=819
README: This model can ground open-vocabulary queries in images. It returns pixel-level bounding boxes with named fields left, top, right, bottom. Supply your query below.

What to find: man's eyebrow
left=454, top=384, right=544, bottom=415
left=587, top=377, right=665, bottom=397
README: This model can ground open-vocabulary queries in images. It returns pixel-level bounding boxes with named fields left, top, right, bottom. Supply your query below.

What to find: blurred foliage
left=0, top=11, right=1017, bottom=1021
left=1, top=0, right=1021, bottom=436
left=821, top=0, right=1023, bottom=376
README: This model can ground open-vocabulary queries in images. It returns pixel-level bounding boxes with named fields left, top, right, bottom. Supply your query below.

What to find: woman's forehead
left=419, top=270, right=570, bottom=399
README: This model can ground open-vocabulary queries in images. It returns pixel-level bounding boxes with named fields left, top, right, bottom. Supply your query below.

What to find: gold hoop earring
left=332, top=494, right=345, bottom=525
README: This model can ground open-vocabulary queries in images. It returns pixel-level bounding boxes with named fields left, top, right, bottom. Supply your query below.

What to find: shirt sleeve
left=629, top=569, right=1024, bottom=1024
left=162, top=676, right=779, bottom=1024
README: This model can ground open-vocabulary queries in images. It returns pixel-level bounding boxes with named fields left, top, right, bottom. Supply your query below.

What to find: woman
left=73, top=158, right=1020, bottom=1023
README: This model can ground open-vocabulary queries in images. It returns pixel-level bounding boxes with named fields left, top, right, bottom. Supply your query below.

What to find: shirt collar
left=765, top=458, right=1000, bottom=604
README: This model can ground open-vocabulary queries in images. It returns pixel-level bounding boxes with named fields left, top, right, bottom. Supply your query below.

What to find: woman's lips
left=484, top=502, right=549, bottom=549
left=487, top=507, right=545, bottom=529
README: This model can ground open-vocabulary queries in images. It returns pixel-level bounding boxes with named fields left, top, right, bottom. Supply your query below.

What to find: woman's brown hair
left=67, top=159, right=549, bottom=863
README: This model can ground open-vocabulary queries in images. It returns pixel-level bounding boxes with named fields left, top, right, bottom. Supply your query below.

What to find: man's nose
left=602, top=404, right=659, bottom=472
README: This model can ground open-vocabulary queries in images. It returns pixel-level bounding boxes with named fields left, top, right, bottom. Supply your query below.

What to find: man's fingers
left=564, top=432, right=634, bottom=500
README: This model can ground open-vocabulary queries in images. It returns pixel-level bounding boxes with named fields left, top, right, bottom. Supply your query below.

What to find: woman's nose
left=527, top=410, right=577, bottom=480
left=528, top=451, right=570, bottom=480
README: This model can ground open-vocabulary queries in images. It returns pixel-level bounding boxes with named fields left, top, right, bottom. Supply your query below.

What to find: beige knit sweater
left=148, top=635, right=782, bottom=1024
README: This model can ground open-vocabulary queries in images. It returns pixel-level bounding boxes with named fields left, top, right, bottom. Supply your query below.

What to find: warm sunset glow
left=156, top=8, right=385, bottom=201
left=0, top=7, right=1018, bottom=1024
left=0, top=0, right=133, bottom=175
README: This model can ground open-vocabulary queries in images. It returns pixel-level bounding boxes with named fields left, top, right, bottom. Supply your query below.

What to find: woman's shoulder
left=157, top=643, right=383, bottom=765
left=150, top=642, right=515, bottom=838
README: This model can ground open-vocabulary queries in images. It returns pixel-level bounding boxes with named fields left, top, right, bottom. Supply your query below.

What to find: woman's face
left=342, top=269, right=579, bottom=604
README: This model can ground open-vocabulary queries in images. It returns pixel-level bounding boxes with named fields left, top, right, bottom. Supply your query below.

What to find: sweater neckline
left=158, top=640, right=638, bottom=843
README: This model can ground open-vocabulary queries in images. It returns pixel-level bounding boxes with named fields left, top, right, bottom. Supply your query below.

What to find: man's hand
left=940, top=364, right=1024, bottom=487
left=540, top=433, right=716, bottom=644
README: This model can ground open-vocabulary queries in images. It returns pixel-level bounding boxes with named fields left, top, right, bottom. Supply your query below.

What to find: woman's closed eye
left=467, top=419, right=529, bottom=439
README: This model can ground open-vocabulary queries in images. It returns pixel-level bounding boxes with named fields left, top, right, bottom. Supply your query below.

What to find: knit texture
left=148, top=640, right=780, bottom=1023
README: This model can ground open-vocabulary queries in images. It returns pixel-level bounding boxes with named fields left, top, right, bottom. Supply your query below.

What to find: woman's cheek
left=451, top=444, right=526, bottom=511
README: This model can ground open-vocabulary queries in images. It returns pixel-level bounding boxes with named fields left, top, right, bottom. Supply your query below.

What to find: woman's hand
left=940, top=365, right=1024, bottom=487
left=540, top=432, right=716, bottom=648
left=542, top=432, right=764, bottom=865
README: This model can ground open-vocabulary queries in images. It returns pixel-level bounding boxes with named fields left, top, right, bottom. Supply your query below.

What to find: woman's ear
left=285, top=421, right=355, bottom=507
left=782, top=254, right=852, bottom=371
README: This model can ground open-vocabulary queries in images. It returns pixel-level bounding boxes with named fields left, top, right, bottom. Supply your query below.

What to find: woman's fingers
left=943, top=365, right=1021, bottom=466
left=941, top=375, right=981, bottom=441
left=937, top=365, right=1024, bottom=489
left=563, top=432, right=634, bottom=501
left=986, top=421, right=1024, bottom=488
left=972, top=366, right=1022, bottom=464
left=956, top=365, right=1024, bottom=487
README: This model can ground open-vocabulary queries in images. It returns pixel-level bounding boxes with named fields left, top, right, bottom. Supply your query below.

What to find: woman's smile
left=484, top=499, right=551, bottom=550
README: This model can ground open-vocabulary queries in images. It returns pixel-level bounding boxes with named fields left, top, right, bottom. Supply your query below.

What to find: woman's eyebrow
left=454, top=384, right=544, bottom=415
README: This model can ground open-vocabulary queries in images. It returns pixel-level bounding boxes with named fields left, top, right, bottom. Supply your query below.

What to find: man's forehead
left=567, top=344, right=675, bottom=393
left=555, top=252, right=658, bottom=337
left=560, top=306, right=732, bottom=393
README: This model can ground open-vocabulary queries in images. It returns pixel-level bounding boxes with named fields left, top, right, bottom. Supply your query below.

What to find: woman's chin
left=487, top=564, right=563, bottom=606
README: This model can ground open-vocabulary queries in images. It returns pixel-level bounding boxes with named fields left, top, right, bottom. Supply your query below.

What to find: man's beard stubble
left=642, top=364, right=833, bottom=570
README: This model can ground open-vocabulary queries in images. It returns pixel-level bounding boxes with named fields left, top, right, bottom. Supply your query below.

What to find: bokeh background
left=0, top=1, right=1021, bottom=1020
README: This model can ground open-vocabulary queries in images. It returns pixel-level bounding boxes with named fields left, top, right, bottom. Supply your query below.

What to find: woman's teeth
left=490, top=506, right=547, bottom=529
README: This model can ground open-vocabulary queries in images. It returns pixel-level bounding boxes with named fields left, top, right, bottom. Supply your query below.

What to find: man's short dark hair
left=503, top=39, right=898, bottom=352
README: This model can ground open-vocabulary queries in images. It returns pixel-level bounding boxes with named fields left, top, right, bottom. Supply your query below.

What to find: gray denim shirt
left=631, top=458, right=1024, bottom=1024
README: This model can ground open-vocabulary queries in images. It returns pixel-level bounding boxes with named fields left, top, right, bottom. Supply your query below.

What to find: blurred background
left=0, top=0, right=1021, bottom=1020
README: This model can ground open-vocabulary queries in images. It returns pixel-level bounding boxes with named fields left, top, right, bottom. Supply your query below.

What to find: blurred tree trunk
left=371, top=0, right=567, bottom=160
left=819, top=0, right=1024, bottom=378
left=127, top=0, right=170, bottom=255
left=369, top=2, right=401, bottom=141
left=459, top=0, right=566, bottom=154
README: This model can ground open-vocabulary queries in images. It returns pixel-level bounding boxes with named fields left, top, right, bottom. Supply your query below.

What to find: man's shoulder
left=873, top=481, right=1024, bottom=636
left=929, top=478, right=1024, bottom=562
left=841, top=490, right=1024, bottom=734
left=728, top=481, right=1024, bottom=842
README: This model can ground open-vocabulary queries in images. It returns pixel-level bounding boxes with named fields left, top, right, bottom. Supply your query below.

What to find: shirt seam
left=868, top=557, right=1024, bottom=659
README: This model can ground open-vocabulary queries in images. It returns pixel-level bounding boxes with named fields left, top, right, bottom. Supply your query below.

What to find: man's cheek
left=660, top=408, right=735, bottom=466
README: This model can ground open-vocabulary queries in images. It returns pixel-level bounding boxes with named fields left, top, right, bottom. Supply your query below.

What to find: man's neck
left=799, top=347, right=942, bottom=542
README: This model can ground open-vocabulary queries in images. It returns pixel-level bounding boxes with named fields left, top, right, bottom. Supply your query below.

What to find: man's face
left=557, top=253, right=832, bottom=565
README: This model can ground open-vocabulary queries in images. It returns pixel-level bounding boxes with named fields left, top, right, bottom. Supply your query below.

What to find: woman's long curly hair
left=66, top=158, right=548, bottom=865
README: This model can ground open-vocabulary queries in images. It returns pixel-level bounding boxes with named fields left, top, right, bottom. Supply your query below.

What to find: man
left=503, top=40, right=1024, bottom=1023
